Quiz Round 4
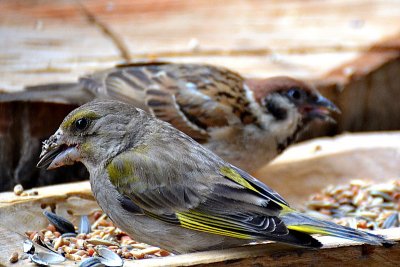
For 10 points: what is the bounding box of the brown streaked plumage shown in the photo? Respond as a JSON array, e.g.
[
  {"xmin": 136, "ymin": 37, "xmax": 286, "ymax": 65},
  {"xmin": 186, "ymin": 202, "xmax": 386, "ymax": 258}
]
[
  {"xmin": 1, "ymin": 62, "xmax": 339, "ymax": 172},
  {"xmin": 82, "ymin": 63, "xmax": 259, "ymax": 141},
  {"xmin": 80, "ymin": 62, "xmax": 338, "ymax": 172}
]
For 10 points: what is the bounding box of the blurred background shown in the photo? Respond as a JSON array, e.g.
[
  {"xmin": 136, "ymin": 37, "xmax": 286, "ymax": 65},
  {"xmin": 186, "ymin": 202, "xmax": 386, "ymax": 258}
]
[{"xmin": 1, "ymin": 0, "xmax": 400, "ymax": 192}]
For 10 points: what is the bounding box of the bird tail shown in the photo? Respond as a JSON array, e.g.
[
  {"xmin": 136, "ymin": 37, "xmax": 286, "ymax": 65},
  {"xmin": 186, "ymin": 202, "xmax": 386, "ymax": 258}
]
[
  {"xmin": 281, "ymin": 211, "xmax": 393, "ymax": 246},
  {"xmin": 272, "ymin": 229, "xmax": 323, "ymax": 248}
]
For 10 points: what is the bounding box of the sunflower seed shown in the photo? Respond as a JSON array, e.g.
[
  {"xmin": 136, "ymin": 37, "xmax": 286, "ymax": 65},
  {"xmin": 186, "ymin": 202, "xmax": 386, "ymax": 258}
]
[
  {"xmin": 61, "ymin": 232, "xmax": 77, "ymax": 238},
  {"xmin": 32, "ymin": 233, "xmax": 58, "ymax": 253},
  {"xmin": 79, "ymin": 215, "xmax": 91, "ymax": 234},
  {"xmin": 43, "ymin": 211, "xmax": 76, "ymax": 234},
  {"xmin": 80, "ymin": 257, "xmax": 105, "ymax": 267},
  {"xmin": 24, "ymin": 239, "xmax": 35, "ymax": 254},
  {"xmin": 96, "ymin": 246, "xmax": 123, "ymax": 267},
  {"xmin": 30, "ymin": 251, "xmax": 65, "ymax": 266},
  {"xmin": 369, "ymin": 190, "xmax": 393, "ymax": 201},
  {"xmin": 28, "ymin": 210, "xmax": 170, "ymax": 263},
  {"xmin": 382, "ymin": 212, "xmax": 399, "ymax": 229}
]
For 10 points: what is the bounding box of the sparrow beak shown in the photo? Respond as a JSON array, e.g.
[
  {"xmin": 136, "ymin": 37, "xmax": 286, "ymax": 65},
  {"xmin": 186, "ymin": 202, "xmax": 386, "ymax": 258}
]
[
  {"xmin": 37, "ymin": 129, "xmax": 80, "ymax": 169},
  {"xmin": 303, "ymin": 95, "xmax": 340, "ymax": 122}
]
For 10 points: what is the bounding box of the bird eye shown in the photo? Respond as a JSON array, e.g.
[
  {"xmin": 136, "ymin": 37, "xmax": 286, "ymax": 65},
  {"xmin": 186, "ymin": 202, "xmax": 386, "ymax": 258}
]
[
  {"xmin": 287, "ymin": 88, "xmax": 302, "ymax": 100},
  {"xmin": 75, "ymin": 118, "xmax": 89, "ymax": 131}
]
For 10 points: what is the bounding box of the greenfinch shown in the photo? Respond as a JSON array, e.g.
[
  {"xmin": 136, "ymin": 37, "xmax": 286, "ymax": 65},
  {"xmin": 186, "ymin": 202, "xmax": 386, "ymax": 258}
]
[{"xmin": 38, "ymin": 100, "xmax": 389, "ymax": 254}]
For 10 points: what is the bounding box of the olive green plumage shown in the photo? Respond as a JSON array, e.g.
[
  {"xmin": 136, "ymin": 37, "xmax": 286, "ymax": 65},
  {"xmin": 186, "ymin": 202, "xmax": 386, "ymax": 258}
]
[{"xmin": 37, "ymin": 100, "xmax": 391, "ymax": 253}]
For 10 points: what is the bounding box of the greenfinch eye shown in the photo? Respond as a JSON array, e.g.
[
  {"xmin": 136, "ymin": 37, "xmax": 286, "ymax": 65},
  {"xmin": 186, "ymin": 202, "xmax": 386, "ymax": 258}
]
[{"xmin": 75, "ymin": 118, "xmax": 89, "ymax": 131}]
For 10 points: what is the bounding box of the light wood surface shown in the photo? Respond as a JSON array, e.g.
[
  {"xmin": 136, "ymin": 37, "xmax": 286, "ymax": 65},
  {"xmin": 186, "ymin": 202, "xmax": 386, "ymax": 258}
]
[
  {"xmin": 256, "ymin": 131, "xmax": 400, "ymax": 205},
  {"xmin": 0, "ymin": 132, "xmax": 399, "ymax": 266},
  {"xmin": 1, "ymin": 0, "xmax": 400, "ymax": 92}
]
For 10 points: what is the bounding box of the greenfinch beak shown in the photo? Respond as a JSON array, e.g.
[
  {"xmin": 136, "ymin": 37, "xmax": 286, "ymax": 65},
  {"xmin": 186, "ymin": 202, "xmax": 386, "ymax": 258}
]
[{"xmin": 37, "ymin": 129, "xmax": 80, "ymax": 169}]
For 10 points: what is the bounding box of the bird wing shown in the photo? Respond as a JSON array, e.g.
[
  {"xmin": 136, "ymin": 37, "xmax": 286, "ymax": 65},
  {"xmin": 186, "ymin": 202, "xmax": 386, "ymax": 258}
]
[
  {"xmin": 106, "ymin": 144, "xmax": 290, "ymax": 239},
  {"xmin": 80, "ymin": 62, "xmax": 258, "ymax": 142}
]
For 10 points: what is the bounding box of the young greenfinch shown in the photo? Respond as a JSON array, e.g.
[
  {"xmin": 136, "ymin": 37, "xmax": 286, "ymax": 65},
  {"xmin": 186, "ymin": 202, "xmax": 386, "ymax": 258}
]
[{"xmin": 37, "ymin": 100, "xmax": 390, "ymax": 254}]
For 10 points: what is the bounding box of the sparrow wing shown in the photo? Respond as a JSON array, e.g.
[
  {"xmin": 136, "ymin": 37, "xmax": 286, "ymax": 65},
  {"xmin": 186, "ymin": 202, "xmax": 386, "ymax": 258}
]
[{"xmin": 80, "ymin": 62, "xmax": 258, "ymax": 142}]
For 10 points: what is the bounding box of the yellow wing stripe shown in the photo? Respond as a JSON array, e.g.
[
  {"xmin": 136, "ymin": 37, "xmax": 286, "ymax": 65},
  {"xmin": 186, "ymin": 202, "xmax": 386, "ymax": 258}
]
[
  {"xmin": 179, "ymin": 211, "xmax": 245, "ymax": 231},
  {"xmin": 176, "ymin": 213, "xmax": 253, "ymax": 239},
  {"xmin": 287, "ymin": 225, "xmax": 329, "ymax": 235},
  {"xmin": 278, "ymin": 204, "xmax": 295, "ymax": 215},
  {"xmin": 220, "ymin": 166, "xmax": 259, "ymax": 193}
]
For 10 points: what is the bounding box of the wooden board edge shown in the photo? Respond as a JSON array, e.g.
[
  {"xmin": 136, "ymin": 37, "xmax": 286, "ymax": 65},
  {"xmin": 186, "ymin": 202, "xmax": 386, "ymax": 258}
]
[
  {"xmin": 122, "ymin": 228, "xmax": 400, "ymax": 267},
  {"xmin": 319, "ymin": 33, "xmax": 400, "ymax": 87},
  {"xmin": 0, "ymin": 181, "xmax": 92, "ymax": 208}
]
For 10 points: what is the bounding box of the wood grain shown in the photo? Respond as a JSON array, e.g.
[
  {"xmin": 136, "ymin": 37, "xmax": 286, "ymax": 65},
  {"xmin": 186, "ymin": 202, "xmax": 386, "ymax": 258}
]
[
  {"xmin": 1, "ymin": 133, "xmax": 400, "ymax": 266},
  {"xmin": 1, "ymin": 0, "xmax": 400, "ymax": 92}
]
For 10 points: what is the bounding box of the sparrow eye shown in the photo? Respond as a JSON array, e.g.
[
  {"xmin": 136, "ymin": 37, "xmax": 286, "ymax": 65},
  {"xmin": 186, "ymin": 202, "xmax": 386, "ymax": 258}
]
[
  {"xmin": 75, "ymin": 118, "xmax": 89, "ymax": 131},
  {"xmin": 287, "ymin": 88, "xmax": 302, "ymax": 100}
]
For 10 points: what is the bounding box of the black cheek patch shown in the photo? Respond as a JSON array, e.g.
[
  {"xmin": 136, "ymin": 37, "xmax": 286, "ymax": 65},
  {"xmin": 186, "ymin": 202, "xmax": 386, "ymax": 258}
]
[{"xmin": 266, "ymin": 101, "xmax": 287, "ymax": 121}]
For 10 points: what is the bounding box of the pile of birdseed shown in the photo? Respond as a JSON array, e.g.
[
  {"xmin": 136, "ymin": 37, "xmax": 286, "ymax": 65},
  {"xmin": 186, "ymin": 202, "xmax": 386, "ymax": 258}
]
[
  {"xmin": 24, "ymin": 210, "xmax": 170, "ymax": 264},
  {"xmin": 304, "ymin": 180, "xmax": 400, "ymax": 230}
]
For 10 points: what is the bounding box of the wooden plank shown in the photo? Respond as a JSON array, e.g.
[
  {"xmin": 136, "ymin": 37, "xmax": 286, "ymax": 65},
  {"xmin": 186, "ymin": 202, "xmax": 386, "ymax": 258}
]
[
  {"xmin": 81, "ymin": 0, "xmax": 400, "ymax": 55},
  {"xmin": 0, "ymin": 181, "xmax": 94, "ymax": 235},
  {"xmin": 1, "ymin": 0, "xmax": 400, "ymax": 92},
  {"xmin": 0, "ymin": 0, "xmax": 122, "ymax": 92},
  {"xmin": 2, "ymin": 0, "xmax": 400, "ymax": 204},
  {"xmin": 0, "ymin": 132, "xmax": 400, "ymax": 266},
  {"xmin": 122, "ymin": 229, "xmax": 400, "ymax": 266},
  {"xmin": 0, "ymin": 182, "xmax": 399, "ymax": 266},
  {"xmin": 0, "ymin": 225, "xmax": 398, "ymax": 267},
  {"xmin": 2, "ymin": 0, "xmax": 400, "ymax": 134}
]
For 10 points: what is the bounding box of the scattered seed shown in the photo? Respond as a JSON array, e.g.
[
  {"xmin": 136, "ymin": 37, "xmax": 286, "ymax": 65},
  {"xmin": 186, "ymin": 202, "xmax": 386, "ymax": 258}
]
[
  {"xmin": 65, "ymin": 253, "xmax": 82, "ymax": 261},
  {"xmin": 131, "ymin": 243, "xmax": 150, "ymax": 249},
  {"xmin": 23, "ymin": 239, "xmax": 35, "ymax": 254},
  {"xmin": 382, "ymin": 212, "xmax": 399, "ymax": 229},
  {"xmin": 91, "ymin": 214, "xmax": 108, "ymax": 231},
  {"xmin": 139, "ymin": 247, "xmax": 161, "ymax": 255},
  {"xmin": 79, "ymin": 215, "xmax": 91, "ymax": 234},
  {"xmin": 62, "ymin": 232, "xmax": 77, "ymax": 238},
  {"xmin": 96, "ymin": 246, "xmax": 123, "ymax": 267},
  {"xmin": 46, "ymin": 224, "xmax": 56, "ymax": 232},
  {"xmin": 53, "ymin": 237, "xmax": 64, "ymax": 250},
  {"xmin": 9, "ymin": 252, "xmax": 19, "ymax": 263},
  {"xmin": 43, "ymin": 210, "xmax": 76, "ymax": 234},
  {"xmin": 27, "ymin": 211, "xmax": 171, "ymax": 264},
  {"xmin": 30, "ymin": 251, "xmax": 65, "ymax": 265},
  {"xmin": 305, "ymin": 180, "xmax": 400, "ymax": 230},
  {"xmin": 87, "ymin": 238, "xmax": 119, "ymax": 246},
  {"xmin": 27, "ymin": 190, "xmax": 39, "ymax": 196},
  {"xmin": 13, "ymin": 184, "xmax": 24, "ymax": 196},
  {"xmin": 80, "ymin": 257, "xmax": 105, "ymax": 267}
]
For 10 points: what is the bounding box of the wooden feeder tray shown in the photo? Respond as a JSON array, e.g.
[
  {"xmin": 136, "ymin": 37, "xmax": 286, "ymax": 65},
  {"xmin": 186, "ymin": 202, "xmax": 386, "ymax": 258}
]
[{"xmin": 1, "ymin": 132, "xmax": 399, "ymax": 266}]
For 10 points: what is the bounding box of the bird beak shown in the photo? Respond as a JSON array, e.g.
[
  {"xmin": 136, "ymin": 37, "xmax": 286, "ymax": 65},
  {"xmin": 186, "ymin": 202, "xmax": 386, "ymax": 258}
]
[
  {"xmin": 304, "ymin": 95, "xmax": 340, "ymax": 122},
  {"xmin": 37, "ymin": 129, "xmax": 80, "ymax": 169}
]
